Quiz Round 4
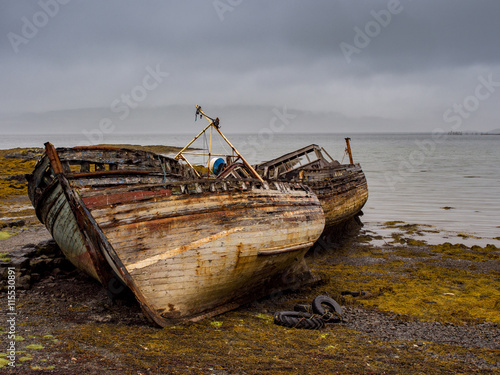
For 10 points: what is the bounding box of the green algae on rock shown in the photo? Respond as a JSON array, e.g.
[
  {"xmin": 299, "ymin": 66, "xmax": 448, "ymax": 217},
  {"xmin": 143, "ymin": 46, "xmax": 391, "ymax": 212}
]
[
  {"xmin": 430, "ymin": 242, "xmax": 500, "ymax": 262},
  {"xmin": 0, "ymin": 231, "xmax": 14, "ymax": 241},
  {"xmin": 24, "ymin": 344, "xmax": 44, "ymax": 350}
]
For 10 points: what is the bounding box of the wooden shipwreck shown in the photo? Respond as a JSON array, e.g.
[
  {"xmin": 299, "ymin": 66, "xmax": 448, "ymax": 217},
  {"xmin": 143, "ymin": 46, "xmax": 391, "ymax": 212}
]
[
  {"xmin": 255, "ymin": 139, "xmax": 368, "ymax": 230},
  {"xmin": 27, "ymin": 107, "xmax": 325, "ymax": 326}
]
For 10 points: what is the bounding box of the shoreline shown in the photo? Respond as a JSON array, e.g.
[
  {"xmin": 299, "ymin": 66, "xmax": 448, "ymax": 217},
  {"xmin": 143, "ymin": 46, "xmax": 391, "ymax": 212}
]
[{"xmin": 363, "ymin": 219, "xmax": 500, "ymax": 248}]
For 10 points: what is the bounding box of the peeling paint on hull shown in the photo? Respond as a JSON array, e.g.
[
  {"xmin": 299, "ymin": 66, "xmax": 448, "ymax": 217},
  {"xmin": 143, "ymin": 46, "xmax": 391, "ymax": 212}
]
[
  {"xmin": 305, "ymin": 164, "xmax": 369, "ymax": 228},
  {"xmin": 85, "ymin": 185, "xmax": 324, "ymax": 321}
]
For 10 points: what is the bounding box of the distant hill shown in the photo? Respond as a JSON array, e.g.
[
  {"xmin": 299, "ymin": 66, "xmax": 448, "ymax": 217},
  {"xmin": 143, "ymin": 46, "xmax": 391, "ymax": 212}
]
[{"xmin": 486, "ymin": 128, "xmax": 500, "ymax": 134}]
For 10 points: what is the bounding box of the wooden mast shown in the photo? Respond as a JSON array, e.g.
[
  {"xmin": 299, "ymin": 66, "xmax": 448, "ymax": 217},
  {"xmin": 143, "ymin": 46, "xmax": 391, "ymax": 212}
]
[{"xmin": 345, "ymin": 137, "xmax": 354, "ymax": 164}]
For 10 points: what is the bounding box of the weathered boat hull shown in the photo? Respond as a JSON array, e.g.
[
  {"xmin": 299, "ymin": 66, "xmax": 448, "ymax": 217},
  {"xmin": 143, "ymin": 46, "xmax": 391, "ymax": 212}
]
[
  {"xmin": 38, "ymin": 181, "xmax": 103, "ymax": 281},
  {"xmin": 27, "ymin": 144, "xmax": 325, "ymax": 325},
  {"xmin": 304, "ymin": 164, "xmax": 368, "ymax": 228},
  {"xmin": 255, "ymin": 144, "xmax": 368, "ymax": 230},
  {"xmin": 27, "ymin": 147, "xmax": 188, "ymax": 286},
  {"xmin": 83, "ymin": 182, "xmax": 324, "ymax": 323}
]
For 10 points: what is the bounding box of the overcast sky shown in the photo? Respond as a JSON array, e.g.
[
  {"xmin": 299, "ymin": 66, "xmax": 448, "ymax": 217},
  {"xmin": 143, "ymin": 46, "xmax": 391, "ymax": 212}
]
[{"xmin": 1, "ymin": 0, "xmax": 500, "ymax": 135}]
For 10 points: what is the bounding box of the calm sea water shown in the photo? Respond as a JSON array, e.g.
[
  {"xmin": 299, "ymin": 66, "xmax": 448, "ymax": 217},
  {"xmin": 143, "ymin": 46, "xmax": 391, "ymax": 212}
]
[{"xmin": 2, "ymin": 132, "xmax": 499, "ymax": 245}]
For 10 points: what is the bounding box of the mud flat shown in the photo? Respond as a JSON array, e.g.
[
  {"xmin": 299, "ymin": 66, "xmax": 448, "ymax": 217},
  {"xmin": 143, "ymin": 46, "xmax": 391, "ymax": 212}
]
[{"xmin": 0, "ymin": 147, "xmax": 499, "ymax": 374}]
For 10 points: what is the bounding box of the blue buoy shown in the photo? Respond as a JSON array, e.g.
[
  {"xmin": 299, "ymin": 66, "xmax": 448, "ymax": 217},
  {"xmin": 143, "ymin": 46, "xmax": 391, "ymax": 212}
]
[{"xmin": 209, "ymin": 158, "xmax": 226, "ymax": 175}]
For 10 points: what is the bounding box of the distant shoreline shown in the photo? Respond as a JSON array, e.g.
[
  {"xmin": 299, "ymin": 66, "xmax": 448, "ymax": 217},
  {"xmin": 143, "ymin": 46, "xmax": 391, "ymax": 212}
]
[{"xmin": 1, "ymin": 132, "xmax": 499, "ymax": 151}]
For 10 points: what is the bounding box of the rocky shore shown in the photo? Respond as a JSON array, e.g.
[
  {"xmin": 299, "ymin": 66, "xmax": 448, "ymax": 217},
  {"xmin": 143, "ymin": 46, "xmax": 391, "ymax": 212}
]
[
  {"xmin": 0, "ymin": 236, "xmax": 71, "ymax": 292},
  {"xmin": 1, "ymin": 147, "xmax": 499, "ymax": 374}
]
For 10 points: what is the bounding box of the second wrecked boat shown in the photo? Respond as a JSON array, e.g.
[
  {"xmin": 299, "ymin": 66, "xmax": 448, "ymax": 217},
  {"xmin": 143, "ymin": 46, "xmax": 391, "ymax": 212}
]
[
  {"xmin": 27, "ymin": 106, "xmax": 325, "ymax": 326},
  {"xmin": 255, "ymin": 140, "xmax": 368, "ymax": 230}
]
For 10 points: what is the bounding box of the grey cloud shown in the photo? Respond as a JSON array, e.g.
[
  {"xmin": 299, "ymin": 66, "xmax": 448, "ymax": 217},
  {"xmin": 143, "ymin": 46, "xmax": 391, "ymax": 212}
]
[{"xmin": 1, "ymin": 0, "xmax": 500, "ymax": 133}]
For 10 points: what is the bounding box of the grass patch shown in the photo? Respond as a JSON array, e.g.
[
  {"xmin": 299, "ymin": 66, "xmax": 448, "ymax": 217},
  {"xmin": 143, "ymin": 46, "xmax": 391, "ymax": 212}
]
[
  {"xmin": 0, "ymin": 154, "xmax": 36, "ymax": 177},
  {"xmin": 0, "ymin": 358, "xmax": 10, "ymax": 368},
  {"xmin": 0, "ymin": 180, "xmax": 27, "ymax": 199},
  {"xmin": 7, "ymin": 231, "xmax": 499, "ymax": 373},
  {"xmin": 0, "ymin": 231, "xmax": 14, "ymax": 241},
  {"xmin": 24, "ymin": 344, "xmax": 44, "ymax": 350},
  {"xmin": 0, "ymin": 150, "xmax": 36, "ymax": 199}
]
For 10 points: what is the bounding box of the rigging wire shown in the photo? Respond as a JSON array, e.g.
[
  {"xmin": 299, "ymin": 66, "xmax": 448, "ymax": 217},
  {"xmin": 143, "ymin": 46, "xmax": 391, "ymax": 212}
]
[
  {"xmin": 217, "ymin": 132, "xmax": 231, "ymax": 157},
  {"xmin": 341, "ymin": 147, "xmax": 348, "ymax": 164}
]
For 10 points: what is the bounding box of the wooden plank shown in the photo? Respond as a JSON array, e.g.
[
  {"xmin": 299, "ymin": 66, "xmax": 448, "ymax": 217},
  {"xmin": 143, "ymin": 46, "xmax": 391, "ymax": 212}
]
[
  {"xmin": 82, "ymin": 189, "xmax": 173, "ymax": 208},
  {"xmin": 69, "ymin": 170, "xmax": 163, "ymax": 178},
  {"xmin": 256, "ymin": 144, "xmax": 321, "ymax": 169}
]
